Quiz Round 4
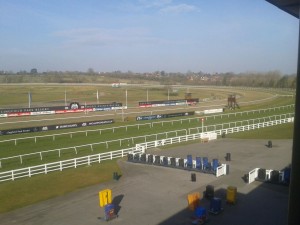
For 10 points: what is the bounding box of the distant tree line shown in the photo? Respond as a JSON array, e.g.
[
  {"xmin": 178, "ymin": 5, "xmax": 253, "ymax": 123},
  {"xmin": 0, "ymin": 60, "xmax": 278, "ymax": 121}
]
[{"xmin": 0, "ymin": 69, "xmax": 296, "ymax": 89}]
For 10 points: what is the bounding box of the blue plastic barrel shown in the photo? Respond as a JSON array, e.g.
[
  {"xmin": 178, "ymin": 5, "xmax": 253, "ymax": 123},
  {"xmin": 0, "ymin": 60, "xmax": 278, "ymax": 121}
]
[
  {"xmin": 212, "ymin": 159, "xmax": 219, "ymax": 171},
  {"xmin": 210, "ymin": 197, "xmax": 221, "ymax": 212},
  {"xmin": 203, "ymin": 157, "xmax": 209, "ymax": 169},
  {"xmin": 187, "ymin": 155, "xmax": 193, "ymax": 168},
  {"xmin": 195, "ymin": 206, "xmax": 206, "ymax": 218},
  {"xmin": 196, "ymin": 157, "xmax": 202, "ymax": 169},
  {"xmin": 104, "ymin": 204, "xmax": 115, "ymax": 213},
  {"xmin": 283, "ymin": 167, "xmax": 291, "ymax": 184}
]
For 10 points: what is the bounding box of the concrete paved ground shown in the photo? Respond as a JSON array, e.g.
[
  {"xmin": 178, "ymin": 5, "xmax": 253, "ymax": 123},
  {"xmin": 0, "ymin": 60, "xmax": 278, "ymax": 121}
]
[{"xmin": 0, "ymin": 138, "xmax": 292, "ymax": 225}]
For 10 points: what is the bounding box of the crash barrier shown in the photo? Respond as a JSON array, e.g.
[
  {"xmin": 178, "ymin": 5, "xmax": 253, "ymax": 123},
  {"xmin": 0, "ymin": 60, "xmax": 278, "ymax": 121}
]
[
  {"xmin": 246, "ymin": 167, "xmax": 291, "ymax": 185},
  {"xmin": 127, "ymin": 153, "xmax": 227, "ymax": 178}
]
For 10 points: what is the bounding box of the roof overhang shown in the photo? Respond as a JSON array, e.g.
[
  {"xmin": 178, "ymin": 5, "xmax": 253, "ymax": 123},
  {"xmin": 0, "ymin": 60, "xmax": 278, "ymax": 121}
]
[{"xmin": 266, "ymin": 0, "xmax": 300, "ymax": 18}]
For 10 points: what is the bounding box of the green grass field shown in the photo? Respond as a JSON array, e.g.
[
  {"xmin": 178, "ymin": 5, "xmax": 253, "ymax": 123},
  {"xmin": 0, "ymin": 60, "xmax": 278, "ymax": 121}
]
[
  {"xmin": 0, "ymin": 85, "xmax": 295, "ymax": 213},
  {"xmin": 0, "ymin": 122, "xmax": 294, "ymax": 213},
  {"xmin": 0, "ymin": 159, "xmax": 122, "ymax": 213},
  {"xmin": 0, "ymin": 104, "xmax": 294, "ymax": 171}
]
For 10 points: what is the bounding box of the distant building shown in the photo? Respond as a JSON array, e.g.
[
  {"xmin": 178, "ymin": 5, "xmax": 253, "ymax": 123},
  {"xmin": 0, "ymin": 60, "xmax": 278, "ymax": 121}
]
[{"xmin": 30, "ymin": 68, "xmax": 38, "ymax": 74}]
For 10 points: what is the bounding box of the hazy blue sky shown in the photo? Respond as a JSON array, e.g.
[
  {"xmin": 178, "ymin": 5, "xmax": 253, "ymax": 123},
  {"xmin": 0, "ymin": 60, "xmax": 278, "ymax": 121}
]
[{"xmin": 0, "ymin": 0, "xmax": 298, "ymax": 74}]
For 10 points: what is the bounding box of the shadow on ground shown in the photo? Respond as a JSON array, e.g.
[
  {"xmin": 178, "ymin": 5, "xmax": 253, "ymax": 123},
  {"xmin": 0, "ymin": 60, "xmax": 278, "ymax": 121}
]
[{"xmin": 158, "ymin": 181, "xmax": 289, "ymax": 225}]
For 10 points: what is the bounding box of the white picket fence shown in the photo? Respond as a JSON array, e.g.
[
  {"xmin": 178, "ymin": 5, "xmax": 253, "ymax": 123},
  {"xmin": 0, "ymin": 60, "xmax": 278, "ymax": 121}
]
[
  {"xmin": 0, "ymin": 116, "xmax": 293, "ymax": 182},
  {"xmin": 0, "ymin": 147, "xmax": 144, "ymax": 182}
]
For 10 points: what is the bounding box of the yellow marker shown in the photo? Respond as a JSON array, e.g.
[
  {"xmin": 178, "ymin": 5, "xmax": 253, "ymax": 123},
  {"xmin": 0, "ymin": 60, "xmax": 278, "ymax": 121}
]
[
  {"xmin": 187, "ymin": 192, "xmax": 201, "ymax": 211},
  {"xmin": 99, "ymin": 189, "xmax": 112, "ymax": 207},
  {"xmin": 226, "ymin": 186, "xmax": 237, "ymax": 204}
]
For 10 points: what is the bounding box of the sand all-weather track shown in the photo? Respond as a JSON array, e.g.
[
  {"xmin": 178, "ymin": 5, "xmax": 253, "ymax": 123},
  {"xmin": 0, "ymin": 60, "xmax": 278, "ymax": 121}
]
[{"xmin": 0, "ymin": 138, "xmax": 291, "ymax": 225}]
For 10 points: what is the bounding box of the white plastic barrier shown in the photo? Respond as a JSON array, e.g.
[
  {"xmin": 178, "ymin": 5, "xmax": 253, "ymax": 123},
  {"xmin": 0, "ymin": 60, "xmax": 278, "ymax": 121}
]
[
  {"xmin": 192, "ymin": 159, "xmax": 196, "ymax": 169},
  {"xmin": 202, "ymin": 132, "xmax": 217, "ymax": 141},
  {"xmin": 216, "ymin": 164, "xmax": 227, "ymax": 177},
  {"xmin": 266, "ymin": 169, "xmax": 272, "ymax": 180},
  {"xmin": 248, "ymin": 168, "xmax": 286, "ymax": 184},
  {"xmin": 248, "ymin": 168, "xmax": 259, "ymax": 184},
  {"xmin": 175, "ymin": 158, "xmax": 181, "ymax": 166}
]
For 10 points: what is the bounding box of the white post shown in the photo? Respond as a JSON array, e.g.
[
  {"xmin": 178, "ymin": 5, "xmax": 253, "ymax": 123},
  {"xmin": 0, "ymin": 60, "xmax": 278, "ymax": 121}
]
[
  {"xmin": 147, "ymin": 89, "xmax": 149, "ymax": 102},
  {"xmin": 97, "ymin": 89, "xmax": 99, "ymax": 104},
  {"xmin": 64, "ymin": 89, "xmax": 67, "ymax": 106},
  {"xmin": 125, "ymin": 89, "xmax": 128, "ymax": 107},
  {"xmin": 28, "ymin": 92, "xmax": 31, "ymax": 108}
]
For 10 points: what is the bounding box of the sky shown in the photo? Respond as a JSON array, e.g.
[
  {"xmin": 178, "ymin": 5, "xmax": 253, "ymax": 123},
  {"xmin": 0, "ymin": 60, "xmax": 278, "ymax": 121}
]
[{"xmin": 0, "ymin": 0, "xmax": 298, "ymax": 74}]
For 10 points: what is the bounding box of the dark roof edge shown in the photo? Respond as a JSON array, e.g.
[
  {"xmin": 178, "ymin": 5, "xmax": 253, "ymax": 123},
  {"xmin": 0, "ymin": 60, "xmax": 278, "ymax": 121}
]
[{"xmin": 266, "ymin": 0, "xmax": 299, "ymax": 19}]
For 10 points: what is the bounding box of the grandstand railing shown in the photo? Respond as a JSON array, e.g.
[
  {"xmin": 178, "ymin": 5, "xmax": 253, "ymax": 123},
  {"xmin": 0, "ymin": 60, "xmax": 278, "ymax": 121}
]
[{"xmin": 0, "ymin": 116, "xmax": 294, "ymax": 182}]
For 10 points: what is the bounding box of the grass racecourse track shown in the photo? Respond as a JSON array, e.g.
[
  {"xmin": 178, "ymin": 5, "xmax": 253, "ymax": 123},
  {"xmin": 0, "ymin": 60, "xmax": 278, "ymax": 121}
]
[{"xmin": 0, "ymin": 84, "xmax": 295, "ymax": 213}]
